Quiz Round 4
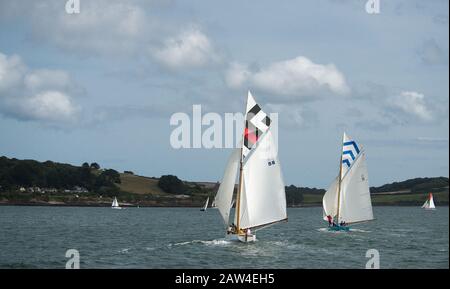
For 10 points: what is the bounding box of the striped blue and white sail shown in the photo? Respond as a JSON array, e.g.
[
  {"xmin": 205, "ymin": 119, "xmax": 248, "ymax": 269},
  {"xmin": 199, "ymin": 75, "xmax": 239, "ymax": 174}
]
[
  {"xmin": 337, "ymin": 132, "xmax": 373, "ymax": 223},
  {"xmin": 323, "ymin": 132, "xmax": 373, "ymax": 224},
  {"xmin": 341, "ymin": 133, "xmax": 361, "ymax": 178}
]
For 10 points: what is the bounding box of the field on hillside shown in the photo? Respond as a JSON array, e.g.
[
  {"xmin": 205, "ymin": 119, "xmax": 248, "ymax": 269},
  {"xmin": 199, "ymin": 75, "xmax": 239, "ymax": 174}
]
[
  {"xmin": 118, "ymin": 173, "xmax": 166, "ymax": 195},
  {"xmin": 372, "ymin": 191, "xmax": 449, "ymax": 205},
  {"xmin": 299, "ymin": 191, "xmax": 449, "ymax": 206}
]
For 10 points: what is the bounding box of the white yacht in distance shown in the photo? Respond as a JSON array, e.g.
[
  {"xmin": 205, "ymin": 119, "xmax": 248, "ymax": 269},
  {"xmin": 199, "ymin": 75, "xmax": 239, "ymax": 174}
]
[
  {"xmin": 111, "ymin": 197, "xmax": 122, "ymax": 209},
  {"xmin": 422, "ymin": 193, "xmax": 436, "ymax": 210},
  {"xmin": 200, "ymin": 197, "xmax": 209, "ymax": 211}
]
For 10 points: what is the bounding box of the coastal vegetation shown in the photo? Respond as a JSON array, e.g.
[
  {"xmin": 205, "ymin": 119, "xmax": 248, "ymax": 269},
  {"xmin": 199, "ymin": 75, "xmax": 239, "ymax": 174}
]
[{"xmin": 0, "ymin": 156, "xmax": 448, "ymax": 207}]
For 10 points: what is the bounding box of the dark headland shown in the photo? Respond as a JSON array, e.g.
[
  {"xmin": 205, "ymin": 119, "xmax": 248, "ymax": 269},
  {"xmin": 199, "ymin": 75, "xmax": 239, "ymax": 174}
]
[{"xmin": 0, "ymin": 156, "xmax": 448, "ymax": 208}]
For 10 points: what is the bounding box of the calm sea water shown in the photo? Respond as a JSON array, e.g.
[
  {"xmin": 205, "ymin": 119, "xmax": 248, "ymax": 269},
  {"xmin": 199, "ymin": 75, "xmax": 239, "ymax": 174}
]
[{"xmin": 0, "ymin": 206, "xmax": 448, "ymax": 269}]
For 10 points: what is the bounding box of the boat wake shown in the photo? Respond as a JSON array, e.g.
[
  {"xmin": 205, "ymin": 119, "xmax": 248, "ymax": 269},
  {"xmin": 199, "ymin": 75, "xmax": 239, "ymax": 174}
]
[
  {"xmin": 317, "ymin": 228, "xmax": 371, "ymax": 233},
  {"xmin": 349, "ymin": 228, "xmax": 371, "ymax": 233},
  {"xmin": 168, "ymin": 239, "xmax": 231, "ymax": 247}
]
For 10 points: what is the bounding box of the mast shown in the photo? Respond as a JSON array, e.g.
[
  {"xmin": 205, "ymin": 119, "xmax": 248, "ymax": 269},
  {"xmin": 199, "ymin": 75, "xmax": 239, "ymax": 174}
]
[
  {"xmin": 235, "ymin": 145, "xmax": 244, "ymax": 234},
  {"xmin": 336, "ymin": 134, "xmax": 344, "ymax": 223},
  {"xmin": 235, "ymin": 93, "xmax": 250, "ymax": 235}
]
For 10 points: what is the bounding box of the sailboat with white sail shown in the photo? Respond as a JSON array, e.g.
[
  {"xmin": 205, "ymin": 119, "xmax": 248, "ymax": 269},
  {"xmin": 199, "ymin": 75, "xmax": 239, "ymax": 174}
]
[
  {"xmin": 200, "ymin": 197, "xmax": 209, "ymax": 211},
  {"xmin": 212, "ymin": 198, "xmax": 233, "ymax": 209},
  {"xmin": 422, "ymin": 193, "xmax": 436, "ymax": 210},
  {"xmin": 322, "ymin": 133, "xmax": 374, "ymax": 231},
  {"xmin": 111, "ymin": 196, "xmax": 122, "ymax": 209},
  {"xmin": 213, "ymin": 91, "xmax": 288, "ymax": 242}
]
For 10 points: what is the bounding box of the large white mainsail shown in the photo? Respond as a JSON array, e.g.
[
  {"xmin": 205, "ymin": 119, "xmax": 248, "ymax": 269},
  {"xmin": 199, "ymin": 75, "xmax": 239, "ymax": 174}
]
[
  {"xmin": 237, "ymin": 129, "xmax": 287, "ymax": 230},
  {"xmin": 339, "ymin": 152, "xmax": 373, "ymax": 223},
  {"xmin": 214, "ymin": 148, "xmax": 240, "ymax": 225},
  {"xmin": 233, "ymin": 91, "xmax": 287, "ymax": 231},
  {"xmin": 323, "ymin": 133, "xmax": 373, "ymax": 225}
]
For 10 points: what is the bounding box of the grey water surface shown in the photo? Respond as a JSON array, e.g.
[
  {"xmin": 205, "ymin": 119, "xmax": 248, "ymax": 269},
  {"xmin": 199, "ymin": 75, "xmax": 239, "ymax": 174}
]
[{"xmin": 0, "ymin": 206, "xmax": 448, "ymax": 268}]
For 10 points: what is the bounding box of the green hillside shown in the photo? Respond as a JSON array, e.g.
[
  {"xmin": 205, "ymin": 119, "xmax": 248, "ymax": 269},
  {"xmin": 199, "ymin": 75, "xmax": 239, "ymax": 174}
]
[{"xmin": 0, "ymin": 156, "xmax": 448, "ymax": 207}]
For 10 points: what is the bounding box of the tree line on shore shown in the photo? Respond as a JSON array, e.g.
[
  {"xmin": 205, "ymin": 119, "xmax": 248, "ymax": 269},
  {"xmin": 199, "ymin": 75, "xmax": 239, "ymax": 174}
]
[
  {"xmin": 0, "ymin": 156, "xmax": 121, "ymax": 197},
  {"xmin": 1, "ymin": 156, "xmax": 448, "ymax": 206}
]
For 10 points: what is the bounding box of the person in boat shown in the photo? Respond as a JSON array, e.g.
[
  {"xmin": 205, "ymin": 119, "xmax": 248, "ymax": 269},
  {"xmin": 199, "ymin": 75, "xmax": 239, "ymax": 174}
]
[
  {"xmin": 227, "ymin": 223, "xmax": 237, "ymax": 234},
  {"xmin": 326, "ymin": 215, "xmax": 333, "ymax": 227},
  {"xmin": 246, "ymin": 228, "xmax": 252, "ymax": 236}
]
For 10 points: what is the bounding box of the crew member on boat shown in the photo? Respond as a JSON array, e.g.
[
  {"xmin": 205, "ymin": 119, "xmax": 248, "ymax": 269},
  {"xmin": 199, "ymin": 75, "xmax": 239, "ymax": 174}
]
[
  {"xmin": 227, "ymin": 223, "xmax": 237, "ymax": 234},
  {"xmin": 326, "ymin": 215, "xmax": 333, "ymax": 226}
]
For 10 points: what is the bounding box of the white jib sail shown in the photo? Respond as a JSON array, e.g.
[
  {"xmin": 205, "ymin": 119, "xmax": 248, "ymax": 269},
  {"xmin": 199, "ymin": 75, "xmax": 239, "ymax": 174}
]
[
  {"xmin": 214, "ymin": 148, "xmax": 240, "ymax": 225},
  {"xmin": 237, "ymin": 129, "xmax": 287, "ymax": 230},
  {"xmin": 322, "ymin": 176, "xmax": 339, "ymax": 221},
  {"xmin": 203, "ymin": 197, "xmax": 209, "ymax": 210},
  {"xmin": 338, "ymin": 152, "xmax": 374, "ymax": 224},
  {"xmin": 112, "ymin": 197, "xmax": 119, "ymax": 207}
]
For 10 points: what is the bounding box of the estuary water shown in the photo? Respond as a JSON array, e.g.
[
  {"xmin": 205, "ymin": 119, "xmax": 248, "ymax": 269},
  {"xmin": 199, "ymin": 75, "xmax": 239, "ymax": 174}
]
[{"xmin": 0, "ymin": 206, "xmax": 448, "ymax": 269}]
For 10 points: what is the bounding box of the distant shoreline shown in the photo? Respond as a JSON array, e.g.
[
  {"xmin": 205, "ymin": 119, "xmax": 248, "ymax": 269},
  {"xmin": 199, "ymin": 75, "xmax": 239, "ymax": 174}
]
[{"xmin": 1, "ymin": 202, "xmax": 447, "ymax": 208}]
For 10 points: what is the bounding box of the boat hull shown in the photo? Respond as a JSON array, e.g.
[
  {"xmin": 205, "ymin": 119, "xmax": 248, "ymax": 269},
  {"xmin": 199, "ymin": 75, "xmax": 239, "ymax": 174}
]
[
  {"xmin": 328, "ymin": 225, "xmax": 350, "ymax": 232},
  {"xmin": 226, "ymin": 233, "xmax": 256, "ymax": 243},
  {"xmin": 111, "ymin": 207, "xmax": 122, "ymax": 210}
]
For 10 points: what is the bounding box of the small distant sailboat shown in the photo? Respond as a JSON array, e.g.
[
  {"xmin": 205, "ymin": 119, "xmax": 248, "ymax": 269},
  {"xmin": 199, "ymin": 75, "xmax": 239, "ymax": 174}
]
[
  {"xmin": 422, "ymin": 193, "xmax": 436, "ymax": 210},
  {"xmin": 200, "ymin": 197, "xmax": 209, "ymax": 211},
  {"xmin": 111, "ymin": 197, "xmax": 122, "ymax": 209},
  {"xmin": 322, "ymin": 133, "xmax": 374, "ymax": 231},
  {"xmin": 213, "ymin": 91, "xmax": 288, "ymax": 242}
]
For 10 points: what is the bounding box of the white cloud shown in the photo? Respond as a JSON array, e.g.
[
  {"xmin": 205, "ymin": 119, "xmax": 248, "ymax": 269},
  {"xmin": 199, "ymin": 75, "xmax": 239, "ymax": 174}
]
[
  {"xmin": 226, "ymin": 56, "xmax": 350, "ymax": 100},
  {"xmin": 28, "ymin": 0, "xmax": 150, "ymax": 53},
  {"xmin": 153, "ymin": 28, "xmax": 219, "ymax": 69},
  {"xmin": 265, "ymin": 103, "xmax": 317, "ymax": 128},
  {"xmin": 226, "ymin": 62, "xmax": 252, "ymax": 88},
  {"xmin": 1, "ymin": 0, "xmax": 220, "ymax": 67},
  {"xmin": 0, "ymin": 54, "xmax": 25, "ymax": 92},
  {"xmin": 24, "ymin": 69, "xmax": 71, "ymax": 92},
  {"xmin": 17, "ymin": 91, "xmax": 78, "ymax": 122},
  {"xmin": 388, "ymin": 91, "xmax": 433, "ymax": 122},
  {"xmin": 0, "ymin": 52, "xmax": 80, "ymax": 124}
]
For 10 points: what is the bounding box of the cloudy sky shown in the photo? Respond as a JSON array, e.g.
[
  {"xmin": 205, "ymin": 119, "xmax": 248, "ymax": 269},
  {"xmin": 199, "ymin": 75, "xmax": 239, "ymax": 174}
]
[{"xmin": 0, "ymin": 0, "xmax": 448, "ymax": 188}]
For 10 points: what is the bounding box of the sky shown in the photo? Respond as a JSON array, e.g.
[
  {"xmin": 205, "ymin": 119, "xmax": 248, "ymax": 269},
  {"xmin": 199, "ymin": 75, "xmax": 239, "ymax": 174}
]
[{"xmin": 0, "ymin": 0, "xmax": 448, "ymax": 188}]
